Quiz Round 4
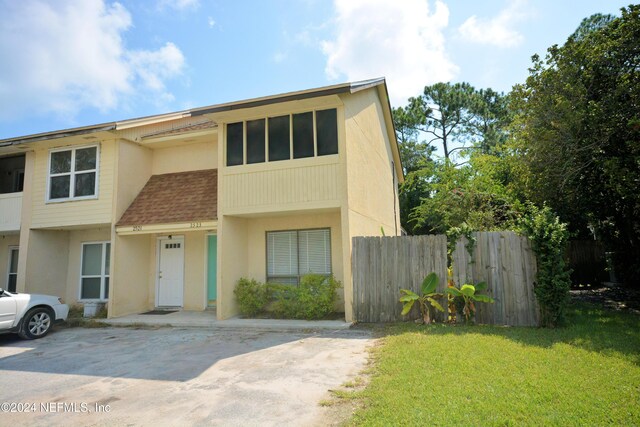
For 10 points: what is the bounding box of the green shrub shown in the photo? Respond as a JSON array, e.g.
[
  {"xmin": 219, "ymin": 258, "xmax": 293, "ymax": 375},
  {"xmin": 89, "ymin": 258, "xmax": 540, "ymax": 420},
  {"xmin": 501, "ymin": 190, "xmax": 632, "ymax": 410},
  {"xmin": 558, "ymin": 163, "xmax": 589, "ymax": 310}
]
[
  {"xmin": 519, "ymin": 204, "xmax": 572, "ymax": 327},
  {"xmin": 269, "ymin": 274, "xmax": 342, "ymax": 320},
  {"xmin": 234, "ymin": 278, "xmax": 269, "ymax": 316},
  {"xmin": 267, "ymin": 283, "xmax": 299, "ymax": 318},
  {"xmin": 297, "ymin": 274, "xmax": 342, "ymax": 320}
]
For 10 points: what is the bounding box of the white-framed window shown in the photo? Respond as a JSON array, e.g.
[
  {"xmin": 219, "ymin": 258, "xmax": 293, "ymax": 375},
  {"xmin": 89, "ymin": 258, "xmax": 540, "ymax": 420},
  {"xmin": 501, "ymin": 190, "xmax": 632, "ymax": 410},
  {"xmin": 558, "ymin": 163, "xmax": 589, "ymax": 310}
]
[
  {"xmin": 79, "ymin": 242, "xmax": 110, "ymax": 301},
  {"xmin": 6, "ymin": 246, "xmax": 18, "ymax": 292},
  {"xmin": 48, "ymin": 145, "xmax": 99, "ymax": 202},
  {"xmin": 266, "ymin": 228, "xmax": 331, "ymax": 284}
]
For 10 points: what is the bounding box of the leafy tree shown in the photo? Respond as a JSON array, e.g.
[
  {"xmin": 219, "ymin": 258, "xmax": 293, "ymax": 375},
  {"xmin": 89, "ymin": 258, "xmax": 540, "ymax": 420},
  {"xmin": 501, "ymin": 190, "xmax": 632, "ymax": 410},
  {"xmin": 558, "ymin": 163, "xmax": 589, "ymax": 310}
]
[
  {"xmin": 393, "ymin": 105, "xmax": 436, "ymax": 235},
  {"xmin": 510, "ymin": 5, "xmax": 640, "ymax": 283},
  {"xmin": 395, "ymin": 84, "xmax": 512, "ymax": 234},
  {"xmin": 408, "ymin": 82, "xmax": 477, "ymax": 162},
  {"xmin": 410, "ymin": 154, "xmax": 522, "ymax": 234},
  {"xmin": 468, "ymin": 88, "xmax": 510, "ymax": 155}
]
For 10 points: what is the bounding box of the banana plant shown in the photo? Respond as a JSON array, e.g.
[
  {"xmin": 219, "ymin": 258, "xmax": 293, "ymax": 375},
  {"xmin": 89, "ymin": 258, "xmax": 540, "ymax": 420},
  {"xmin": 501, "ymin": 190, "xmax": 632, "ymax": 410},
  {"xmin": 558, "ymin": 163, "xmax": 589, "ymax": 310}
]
[
  {"xmin": 446, "ymin": 281, "xmax": 494, "ymax": 324},
  {"xmin": 399, "ymin": 272, "xmax": 445, "ymax": 324}
]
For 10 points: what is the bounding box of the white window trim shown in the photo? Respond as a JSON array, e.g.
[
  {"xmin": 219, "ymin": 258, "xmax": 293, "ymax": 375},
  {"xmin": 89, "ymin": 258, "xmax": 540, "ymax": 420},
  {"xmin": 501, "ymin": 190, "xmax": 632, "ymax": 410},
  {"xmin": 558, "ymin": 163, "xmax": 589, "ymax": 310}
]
[
  {"xmin": 47, "ymin": 144, "xmax": 100, "ymax": 203},
  {"xmin": 79, "ymin": 241, "xmax": 110, "ymax": 302},
  {"xmin": 6, "ymin": 246, "xmax": 18, "ymax": 292}
]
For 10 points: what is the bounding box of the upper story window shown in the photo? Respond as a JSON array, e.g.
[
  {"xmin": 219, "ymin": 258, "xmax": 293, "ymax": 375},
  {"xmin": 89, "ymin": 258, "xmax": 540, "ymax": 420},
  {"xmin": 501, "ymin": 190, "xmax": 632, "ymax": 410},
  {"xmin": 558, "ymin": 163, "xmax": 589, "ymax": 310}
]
[
  {"xmin": 48, "ymin": 145, "xmax": 99, "ymax": 202},
  {"xmin": 0, "ymin": 155, "xmax": 25, "ymax": 194},
  {"xmin": 226, "ymin": 108, "xmax": 338, "ymax": 167}
]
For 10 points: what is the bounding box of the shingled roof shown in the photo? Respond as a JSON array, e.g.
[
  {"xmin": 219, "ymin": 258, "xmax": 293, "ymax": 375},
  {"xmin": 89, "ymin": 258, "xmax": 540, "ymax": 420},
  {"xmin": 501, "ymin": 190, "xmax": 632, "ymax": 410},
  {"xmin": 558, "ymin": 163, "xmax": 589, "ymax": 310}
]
[{"xmin": 117, "ymin": 169, "xmax": 217, "ymax": 226}]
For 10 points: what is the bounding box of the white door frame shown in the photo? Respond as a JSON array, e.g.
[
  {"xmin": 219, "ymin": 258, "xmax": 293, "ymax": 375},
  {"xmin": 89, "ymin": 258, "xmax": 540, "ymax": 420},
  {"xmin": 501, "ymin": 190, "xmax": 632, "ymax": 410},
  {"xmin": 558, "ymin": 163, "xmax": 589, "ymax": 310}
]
[
  {"xmin": 6, "ymin": 246, "xmax": 18, "ymax": 292},
  {"xmin": 155, "ymin": 236, "xmax": 185, "ymax": 308}
]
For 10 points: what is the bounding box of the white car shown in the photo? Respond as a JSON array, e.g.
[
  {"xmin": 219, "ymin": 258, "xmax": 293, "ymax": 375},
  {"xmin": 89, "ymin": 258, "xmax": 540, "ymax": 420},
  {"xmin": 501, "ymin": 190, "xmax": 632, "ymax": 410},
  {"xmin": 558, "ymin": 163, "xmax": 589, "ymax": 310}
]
[{"xmin": 0, "ymin": 288, "xmax": 69, "ymax": 339}]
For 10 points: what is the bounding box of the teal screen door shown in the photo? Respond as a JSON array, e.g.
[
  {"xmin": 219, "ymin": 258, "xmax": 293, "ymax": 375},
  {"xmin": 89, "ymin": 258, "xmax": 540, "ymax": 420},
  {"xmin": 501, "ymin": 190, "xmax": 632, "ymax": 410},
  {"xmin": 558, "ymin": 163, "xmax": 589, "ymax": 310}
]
[{"xmin": 207, "ymin": 235, "xmax": 217, "ymax": 303}]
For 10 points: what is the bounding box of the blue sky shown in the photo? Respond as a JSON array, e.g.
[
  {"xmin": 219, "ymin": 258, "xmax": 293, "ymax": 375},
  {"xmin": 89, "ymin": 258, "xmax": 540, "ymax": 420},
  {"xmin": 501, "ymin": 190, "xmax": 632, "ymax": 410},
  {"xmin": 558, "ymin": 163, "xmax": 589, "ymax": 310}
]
[{"xmin": 0, "ymin": 0, "xmax": 631, "ymax": 139}]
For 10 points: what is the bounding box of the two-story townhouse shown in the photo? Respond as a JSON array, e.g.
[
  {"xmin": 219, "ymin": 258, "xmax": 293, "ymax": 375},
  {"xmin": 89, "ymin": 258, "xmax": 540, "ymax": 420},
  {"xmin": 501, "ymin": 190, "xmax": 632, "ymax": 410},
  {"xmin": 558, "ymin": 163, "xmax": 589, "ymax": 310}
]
[{"xmin": 0, "ymin": 78, "xmax": 402, "ymax": 322}]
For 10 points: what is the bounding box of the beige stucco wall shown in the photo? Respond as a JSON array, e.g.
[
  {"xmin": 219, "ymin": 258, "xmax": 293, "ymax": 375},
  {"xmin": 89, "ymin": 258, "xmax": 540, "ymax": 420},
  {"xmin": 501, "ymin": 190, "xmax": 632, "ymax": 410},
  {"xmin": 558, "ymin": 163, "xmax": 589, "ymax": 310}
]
[
  {"xmin": 23, "ymin": 230, "xmax": 69, "ymax": 297},
  {"xmin": 115, "ymin": 140, "xmax": 153, "ymax": 220},
  {"xmin": 183, "ymin": 231, "xmax": 207, "ymax": 310},
  {"xmin": 338, "ymin": 89, "xmax": 402, "ymax": 321},
  {"xmin": 109, "ymin": 233, "xmax": 151, "ymax": 317},
  {"xmin": 0, "ymin": 234, "xmax": 20, "ymax": 290},
  {"xmin": 30, "ymin": 139, "xmax": 116, "ymax": 228},
  {"xmin": 65, "ymin": 228, "xmax": 111, "ymax": 304},
  {"xmin": 16, "ymin": 151, "xmax": 34, "ymax": 292},
  {"xmin": 151, "ymin": 140, "xmax": 217, "ymax": 175},
  {"xmin": 217, "ymin": 216, "xmax": 248, "ymax": 319},
  {"xmin": 341, "ymin": 89, "xmax": 400, "ymax": 237}
]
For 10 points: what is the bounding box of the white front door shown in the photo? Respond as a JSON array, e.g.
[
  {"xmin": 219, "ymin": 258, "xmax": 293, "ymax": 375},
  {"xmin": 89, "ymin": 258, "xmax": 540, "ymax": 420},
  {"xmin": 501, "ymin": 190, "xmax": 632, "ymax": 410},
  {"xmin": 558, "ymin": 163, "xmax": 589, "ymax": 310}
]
[{"xmin": 157, "ymin": 237, "xmax": 184, "ymax": 307}]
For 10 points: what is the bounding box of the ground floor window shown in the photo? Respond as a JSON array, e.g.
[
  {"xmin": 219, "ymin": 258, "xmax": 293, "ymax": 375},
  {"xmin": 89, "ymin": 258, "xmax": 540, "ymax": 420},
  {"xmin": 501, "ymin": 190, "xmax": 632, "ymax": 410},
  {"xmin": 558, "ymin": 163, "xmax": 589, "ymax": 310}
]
[
  {"xmin": 266, "ymin": 228, "xmax": 331, "ymax": 284},
  {"xmin": 6, "ymin": 246, "xmax": 18, "ymax": 292},
  {"xmin": 80, "ymin": 242, "xmax": 110, "ymax": 300}
]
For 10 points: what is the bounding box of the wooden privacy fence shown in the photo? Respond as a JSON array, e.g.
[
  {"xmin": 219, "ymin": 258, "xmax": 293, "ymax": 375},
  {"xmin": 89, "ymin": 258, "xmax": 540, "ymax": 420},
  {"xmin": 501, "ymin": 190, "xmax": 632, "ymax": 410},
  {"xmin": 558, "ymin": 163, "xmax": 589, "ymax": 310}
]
[
  {"xmin": 352, "ymin": 231, "xmax": 540, "ymax": 326},
  {"xmin": 352, "ymin": 235, "xmax": 448, "ymax": 323},
  {"xmin": 452, "ymin": 232, "xmax": 539, "ymax": 326}
]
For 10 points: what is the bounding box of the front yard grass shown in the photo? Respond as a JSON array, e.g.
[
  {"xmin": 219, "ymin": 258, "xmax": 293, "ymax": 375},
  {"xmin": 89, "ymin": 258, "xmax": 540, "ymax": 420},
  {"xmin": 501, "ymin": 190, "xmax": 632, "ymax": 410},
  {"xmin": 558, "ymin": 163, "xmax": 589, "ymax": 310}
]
[{"xmin": 347, "ymin": 303, "xmax": 640, "ymax": 426}]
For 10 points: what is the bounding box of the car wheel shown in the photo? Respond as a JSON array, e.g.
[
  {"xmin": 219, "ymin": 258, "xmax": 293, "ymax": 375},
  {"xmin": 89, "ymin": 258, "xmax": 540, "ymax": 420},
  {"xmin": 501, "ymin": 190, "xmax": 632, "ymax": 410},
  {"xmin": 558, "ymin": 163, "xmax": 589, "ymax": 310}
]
[{"xmin": 18, "ymin": 308, "xmax": 54, "ymax": 339}]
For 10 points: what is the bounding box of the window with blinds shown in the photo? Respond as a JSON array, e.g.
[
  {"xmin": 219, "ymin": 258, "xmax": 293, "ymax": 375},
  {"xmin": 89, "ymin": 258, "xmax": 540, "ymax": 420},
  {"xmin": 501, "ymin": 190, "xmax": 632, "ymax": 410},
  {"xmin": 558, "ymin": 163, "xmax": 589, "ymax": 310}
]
[{"xmin": 267, "ymin": 228, "xmax": 331, "ymax": 284}]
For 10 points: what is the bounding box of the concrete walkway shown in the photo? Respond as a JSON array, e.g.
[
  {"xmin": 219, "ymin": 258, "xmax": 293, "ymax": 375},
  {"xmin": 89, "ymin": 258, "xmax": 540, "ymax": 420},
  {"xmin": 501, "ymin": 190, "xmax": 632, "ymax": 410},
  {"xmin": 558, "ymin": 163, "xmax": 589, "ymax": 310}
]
[
  {"xmin": 103, "ymin": 310, "xmax": 352, "ymax": 331},
  {"xmin": 1, "ymin": 326, "xmax": 373, "ymax": 426}
]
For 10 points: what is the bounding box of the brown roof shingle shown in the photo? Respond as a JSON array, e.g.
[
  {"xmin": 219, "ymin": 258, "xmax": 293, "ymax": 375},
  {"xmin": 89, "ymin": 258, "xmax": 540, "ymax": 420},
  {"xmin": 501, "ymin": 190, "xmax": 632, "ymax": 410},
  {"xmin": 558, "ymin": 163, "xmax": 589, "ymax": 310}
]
[{"xmin": 117, "ymin": 169, "xmax": 217, "ymax": 226}]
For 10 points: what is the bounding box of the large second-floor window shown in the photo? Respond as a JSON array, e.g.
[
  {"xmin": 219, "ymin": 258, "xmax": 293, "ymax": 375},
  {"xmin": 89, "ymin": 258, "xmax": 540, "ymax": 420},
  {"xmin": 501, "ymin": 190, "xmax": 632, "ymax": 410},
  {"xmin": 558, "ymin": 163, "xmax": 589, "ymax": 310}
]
[
  {"xmin": 48, "ymin": 145, "xmax": 98, "ymax": 201},
  {"xmin": 226, "ymin": 108, "xmax": 338, "ymax": 167}
]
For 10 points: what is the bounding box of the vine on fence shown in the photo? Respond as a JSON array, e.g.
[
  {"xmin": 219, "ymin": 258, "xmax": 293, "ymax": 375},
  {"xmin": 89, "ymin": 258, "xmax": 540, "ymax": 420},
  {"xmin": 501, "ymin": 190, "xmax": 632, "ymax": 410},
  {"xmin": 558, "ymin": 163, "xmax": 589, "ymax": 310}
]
[
  {"xmin": 518, "ymin": 204, "xmax": 572, "ymax": 327},
  {"xmin": 446, "ymin": 223, "xmax": 476, "ymax": 264}
]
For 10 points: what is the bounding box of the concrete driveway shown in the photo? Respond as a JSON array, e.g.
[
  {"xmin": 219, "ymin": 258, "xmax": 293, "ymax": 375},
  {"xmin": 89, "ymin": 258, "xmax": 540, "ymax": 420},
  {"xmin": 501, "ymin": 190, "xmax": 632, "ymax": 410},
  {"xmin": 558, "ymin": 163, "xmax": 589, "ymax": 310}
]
[{"xmin": 0, "ymin": 326, "xmax": 373, "ymax": 426}]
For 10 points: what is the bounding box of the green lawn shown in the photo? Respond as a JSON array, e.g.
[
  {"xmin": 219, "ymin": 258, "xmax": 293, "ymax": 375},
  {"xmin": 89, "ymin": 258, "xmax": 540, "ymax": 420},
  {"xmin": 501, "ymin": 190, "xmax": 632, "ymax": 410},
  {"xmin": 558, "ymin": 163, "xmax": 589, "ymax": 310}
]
[{"xmin": 349, "ymin": 304, "xmax": 640, "ymax": 426}]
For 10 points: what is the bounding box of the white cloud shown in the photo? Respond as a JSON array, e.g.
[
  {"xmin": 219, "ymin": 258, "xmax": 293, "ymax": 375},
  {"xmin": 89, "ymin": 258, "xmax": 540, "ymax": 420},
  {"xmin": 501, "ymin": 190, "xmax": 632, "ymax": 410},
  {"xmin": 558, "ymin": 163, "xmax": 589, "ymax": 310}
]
[
  {"xmin": 0, "ymin": 0, "xmax": 185, "ymax": 120},
  {"xmin": 207, "ymin": 16, "xmax": 216, "ymax": 28},
  {"xmin": 322, "ymin": 0, "xmax": 458, "ymax": 106},
  {"xmin": 157, "ymin": 0, "xmax": 199, "ymax": 11},
  {"xmin": 272, "ymin": 51, "xmax": 287, "ymax": 63},
  {"xmin": 458, "ymin": 0, "xmax": 528, "ymax": 48},
  {"xmin": 128, "ymin": 42, "xmax": 185, "ymax": 92}
]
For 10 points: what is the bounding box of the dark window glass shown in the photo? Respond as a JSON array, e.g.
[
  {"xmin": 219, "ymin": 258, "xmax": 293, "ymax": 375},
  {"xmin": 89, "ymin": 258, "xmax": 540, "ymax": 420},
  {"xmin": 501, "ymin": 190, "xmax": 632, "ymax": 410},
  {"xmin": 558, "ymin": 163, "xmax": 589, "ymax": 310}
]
[
  {"xmin": 50, "ymin": 175, "xmax": 70, "ymax": 199},
  {"xmin": 75, "ymin": 147, "xmax": 97, "ymax": 171},
  {"xmin": 50, "ymin": 151, "xmax": 71, "ymax": 174},
  {"xmin": 74, "ymin": 172, "xmax": 96, "ymax": 197},
  {"xmin": 81, "ymin": 278, "xmax": 101, "ymax": 299},
  {"xmin": 226, "ymin": 122, "xmax": 243, "ymax": 166},
  {"xmin": 269, "ymin": 116, "xmax": 291, "ymax": 162},
  {"xmin": 268, "ymin": 115, "xmax": 290, "ymax": 161},
  {"xmin": 246, "ymin": 119, "xmax": 266, "ymax": 164},
  {"xmin": 316, "ymin": 109, "xmax": 338, "ymax": 156},
  {"xmin": 293, "ymin": 112, "xmax": 314, "ymax": 159}
]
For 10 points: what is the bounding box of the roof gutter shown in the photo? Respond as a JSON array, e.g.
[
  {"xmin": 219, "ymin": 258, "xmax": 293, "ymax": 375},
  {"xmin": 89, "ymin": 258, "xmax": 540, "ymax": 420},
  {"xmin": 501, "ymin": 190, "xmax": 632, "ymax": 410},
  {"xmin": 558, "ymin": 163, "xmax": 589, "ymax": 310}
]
[
  {"xmin": 191, "ymin": 84, "xmax": 352, "ymax": 117},
  {"xmin": 0, "ymin": 124, "xmax": 117, "ymax": 146}
]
